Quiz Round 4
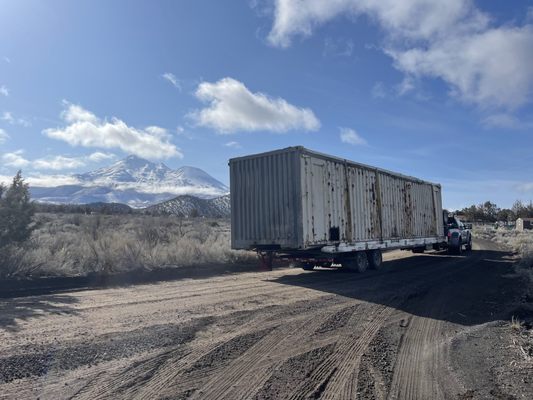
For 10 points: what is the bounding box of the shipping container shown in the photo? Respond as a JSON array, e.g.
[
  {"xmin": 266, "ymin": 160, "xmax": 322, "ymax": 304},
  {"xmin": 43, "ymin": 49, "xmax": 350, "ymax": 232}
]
[{"xmin": 230, "ymin": 147, "xmax": 445, "ymax": 262}]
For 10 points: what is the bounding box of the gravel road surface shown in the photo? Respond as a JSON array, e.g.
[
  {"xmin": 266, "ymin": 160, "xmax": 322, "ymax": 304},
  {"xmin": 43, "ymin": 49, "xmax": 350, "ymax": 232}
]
[{"xmin": 0, "ymin": 239, "xmax": 531, "ymax": 399}]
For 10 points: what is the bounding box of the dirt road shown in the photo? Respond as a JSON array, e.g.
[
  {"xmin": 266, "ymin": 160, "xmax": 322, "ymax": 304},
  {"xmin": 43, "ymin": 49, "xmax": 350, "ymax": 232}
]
[{"xmin": 0, "ymin": 239, "xmax": 531, "ymax": 399}]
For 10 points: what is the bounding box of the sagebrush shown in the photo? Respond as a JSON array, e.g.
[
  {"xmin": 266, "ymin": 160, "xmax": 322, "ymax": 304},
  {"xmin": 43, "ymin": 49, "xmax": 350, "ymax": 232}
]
[
  {"xmin": 1, "ymin": 213, "xmax": 254, "ymax": 278},
  {"xmin": 474, "ymin": 225, "xmax": 533, "ymax": 298}
]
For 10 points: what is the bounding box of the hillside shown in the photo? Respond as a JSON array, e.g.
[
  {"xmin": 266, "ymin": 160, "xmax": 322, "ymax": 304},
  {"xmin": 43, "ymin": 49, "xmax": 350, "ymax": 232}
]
[{"xmin": 144, "ymin": 194, "xmax": 230, "ymax": 218}]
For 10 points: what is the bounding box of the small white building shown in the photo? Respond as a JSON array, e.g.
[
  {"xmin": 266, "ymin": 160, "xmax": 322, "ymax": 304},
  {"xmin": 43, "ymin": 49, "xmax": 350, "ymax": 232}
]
[{"xmin": 516, "ymin": 217, "xmax": 533, "ymax": 231}]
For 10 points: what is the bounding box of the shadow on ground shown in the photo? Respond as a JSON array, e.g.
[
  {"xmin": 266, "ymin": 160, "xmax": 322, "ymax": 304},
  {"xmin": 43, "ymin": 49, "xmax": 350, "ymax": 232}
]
[
  {"xmin": 0, "ymin": 294, "xmax": 80, "ymax": 332},
  {"xmin": 272, "ymin": 247, "xmax": 524, "ymax": 326},
  {"xmin": 0, "ymin": 261, "xmax": 261, "ymax": 299}
]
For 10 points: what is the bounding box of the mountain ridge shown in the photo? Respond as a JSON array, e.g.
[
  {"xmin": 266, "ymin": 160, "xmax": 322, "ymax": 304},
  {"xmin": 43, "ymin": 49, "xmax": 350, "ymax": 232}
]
[
  {"xmin": 144, "ymin": 194, "xmax": 231, "ymax": 218},
  {"xmin": 30, "ymin": 155, "xmax": 229, "ymax": 208}
]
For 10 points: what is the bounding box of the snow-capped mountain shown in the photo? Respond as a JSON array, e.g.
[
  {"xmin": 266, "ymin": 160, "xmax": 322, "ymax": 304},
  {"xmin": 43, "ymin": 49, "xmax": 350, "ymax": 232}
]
[{"xmin": 30, "ymin": 155, "xmax": 229, "ymax": 208}]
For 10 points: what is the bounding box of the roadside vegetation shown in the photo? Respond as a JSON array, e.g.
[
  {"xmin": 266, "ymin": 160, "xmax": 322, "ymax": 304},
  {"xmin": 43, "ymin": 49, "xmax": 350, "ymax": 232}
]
[
  {"xmin": 1, "ymin": 213, "xmax": 254, "ymax": 278},
  {"xmin": 0, "ymin": 172, "xmax": 253, "ymax": 279},
  {"xmin": 473, "ymin": 225, "xmax": 533, "ymax": 271},
  {"xmin": 474, "ymin": 225, "xmax": 533, "ymax": 364}
]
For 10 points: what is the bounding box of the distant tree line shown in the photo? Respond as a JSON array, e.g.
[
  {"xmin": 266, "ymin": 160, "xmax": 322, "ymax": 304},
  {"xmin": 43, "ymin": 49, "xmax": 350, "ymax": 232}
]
[
  {"xmin": 458, "ymin": 200, "xmax": 533, "ymax": 223},
  {"xmin": 35, "ymin": 202, "xmax": 134, "ymax": 215}
]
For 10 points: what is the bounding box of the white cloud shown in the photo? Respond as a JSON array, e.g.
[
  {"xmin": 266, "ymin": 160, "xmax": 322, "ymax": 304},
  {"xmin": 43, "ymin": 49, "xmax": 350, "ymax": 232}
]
[
  {"xmin": 323, "ymin": 37, "xmax": 354, "ymax": 57},
  {"xmin": 266, "ymin": 0, "xmax": 533, "ymax": 109},
  {"xmin": 267, "ymin": 0, "xmax": 487, "ymax": 47},
  {"xmin": 0, "ymin": 173, "xmax": 81, "ymax": 187},
  {"xmin": 371, "ymin": 82, "xmax": 387, "ymax": 99},
  {"xmin": 175, "ymin": 125, "xmax": 193, "ymax": 139},
  {"xmin": 3, "ymin": 57, "xmax": 10, "ymax": 64},
  {"xmin": 190, "ymin": 77, "xmax": 320, "ymax": 133},
  {"xmin": 395, "ymin": 76, "xmax": 415, "ymax": 96},
  {"xmin": 33, "ymin": 152, "xmax": 116, "ymax": 170},
  {"xmin": 162, "ymin": 72, "xmax": 181, "ymax": 91},
  {"xmin": 2, "ymin": 150, "xmax": 116, "ymax": 172},
  {"xmin": 1, "ymin": 111, "xmax": 31, "ymax": 127},
  {"xmin": 0, "ymin": 129, "xmax": 9, "ymax": 144},
  {"xmin": 61, "ymin": 103, "xmax": 98, "ymax": 124},
  {"xmin": 87, "ymin": 152, "xmax": 116, "ymax": 162},
  {"xmin": 33, "ymin": 155, "xmax": 87, "ymax": 171},
  {"xmin": 0, "ymin": 85, "xmax": 9, "ymax": 97},
  {"xmin": 44, "ymin": 102, "xmax": 183, "ymax": 159},
  {"xmin": 2, "ymin": 150, "xmax": 30, "ymax": 168},
  {"xmin": 481, "ymin": 113, "xmax": 533, "ymax": 130},
  {"xmin": 225, "ymin": 141, "xmax": 242, "ymax": 149},
  {"xmin": 388, "ymin": 25, "xmax": 533, "ymax": 109},
  {"xmin": 339, "ymin": 127, "xmax": 367, "ymax": 145},
  {"xmin": 1, "ymin": 111, "xmax": 13, "ymax": 123}
]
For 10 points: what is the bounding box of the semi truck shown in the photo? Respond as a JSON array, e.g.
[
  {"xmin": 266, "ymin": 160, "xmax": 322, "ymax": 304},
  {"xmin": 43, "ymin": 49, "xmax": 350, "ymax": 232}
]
[{"xmin": 229, "ymin": 146, "xmax": 464, "ymax": 271}]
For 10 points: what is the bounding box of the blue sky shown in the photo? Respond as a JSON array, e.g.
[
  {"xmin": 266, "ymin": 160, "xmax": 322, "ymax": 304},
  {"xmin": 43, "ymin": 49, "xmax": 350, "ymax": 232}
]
[{"xmin": 0, "ymin": 0, "xmax": 532, "ymax": 209}]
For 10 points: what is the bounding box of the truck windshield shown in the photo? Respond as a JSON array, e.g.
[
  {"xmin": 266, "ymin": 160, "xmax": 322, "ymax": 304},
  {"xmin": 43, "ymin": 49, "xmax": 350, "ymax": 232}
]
[{"xmin": 447, "ymin": 217, "xmax": 458, "ymax": 228}]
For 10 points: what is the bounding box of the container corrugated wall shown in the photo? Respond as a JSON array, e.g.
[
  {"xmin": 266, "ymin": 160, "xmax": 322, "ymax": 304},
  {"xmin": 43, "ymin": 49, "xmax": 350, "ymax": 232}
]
[
  {"xmin": 230, "ymin": 148, "xmax": 302, "ymax": 249},
  {"xmin": 301, "ymin": 155, "xmax": 349, "ymax": 246},
  {"xmin": 376, "ymin": 174, "xmax": 439, "ymax": 239},
  {"xmin": 230, "ymin": 147, "xmax": 443, "ymax": 251}
]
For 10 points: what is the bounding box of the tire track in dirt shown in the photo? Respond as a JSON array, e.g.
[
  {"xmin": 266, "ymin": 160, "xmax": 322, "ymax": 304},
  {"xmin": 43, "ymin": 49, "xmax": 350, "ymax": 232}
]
[
  {"xmin": 117, "ymin": 253, "xmax": 478, "ymax": 398},
  {"xmin": 387, "ymin": 250, "xmax": 487, "ymax": 400},
  {"xmin": 287, "ymin": 251, "xmax": 487, "ymax": 400},
  {"xmin": 73, "ymin": 294, "xmax": 352, "ymax": 400},
  {"xmin": 189, "ymin": 302, "xmax": 352, "ymax": 400}
]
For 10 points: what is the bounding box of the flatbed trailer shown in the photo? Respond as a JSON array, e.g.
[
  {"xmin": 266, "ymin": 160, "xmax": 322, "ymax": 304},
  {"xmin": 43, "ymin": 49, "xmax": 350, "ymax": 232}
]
[{"xmin": 230, "ymin": 146, "xmax": 446, "ymax": 271}]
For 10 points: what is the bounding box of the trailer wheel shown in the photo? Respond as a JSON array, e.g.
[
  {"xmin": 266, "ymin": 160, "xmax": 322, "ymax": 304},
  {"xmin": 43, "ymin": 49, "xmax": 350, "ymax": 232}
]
[
  {"xmin": 344, "ymin": 252, "xmax": 368, "ymax": 273},
  {"xmin": 259, "ymin": 252, "xmax": 274, "ymax": 271},
  {"xmin": 367, "ymin": 249, "xmax": 383, "ymax": 270}
]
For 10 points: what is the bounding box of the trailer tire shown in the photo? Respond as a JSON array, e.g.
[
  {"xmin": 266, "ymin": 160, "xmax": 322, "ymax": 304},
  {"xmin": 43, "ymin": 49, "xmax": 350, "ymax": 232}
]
[
  {"xmin": 259, "ymin": 252, "xmax": 274, "ymax": 271},
  {"xmin": 367, "ymin": 249, "xmax": 383, "ymax": 270},
  {"xmin": 344, "ymin": 252, "xmax": 368, "ymax": 273}
]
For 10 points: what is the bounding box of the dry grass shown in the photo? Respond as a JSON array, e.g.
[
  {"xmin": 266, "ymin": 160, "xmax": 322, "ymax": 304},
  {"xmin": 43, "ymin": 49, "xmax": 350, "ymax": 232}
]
[
  {"xmin": 475, "ymin": 226, "xmax": 533, "ymax": 364},
  {"xmin": 474, "ymin": 225, "xmax": 533, "ymax": 268},
  {"xmin": 0, "ymin": 213, "xmax": 255, "ymax": 278},
  {"xmin": 510, "ymin": 316, "xmax": 523, "ymax": 331},
  {"xmin": 475, "ymin": 226, "xmax": 533, "ymax": 302}
]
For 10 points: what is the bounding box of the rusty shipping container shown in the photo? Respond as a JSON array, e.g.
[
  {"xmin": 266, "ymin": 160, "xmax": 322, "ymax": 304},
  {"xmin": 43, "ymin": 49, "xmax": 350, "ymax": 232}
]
[{"xmin": 230, "ymin": 147, "xmax": 444, "ymax": 253}]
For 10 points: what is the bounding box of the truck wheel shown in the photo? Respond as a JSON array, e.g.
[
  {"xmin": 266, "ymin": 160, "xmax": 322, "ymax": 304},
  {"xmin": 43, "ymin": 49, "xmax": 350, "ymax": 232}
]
[
  {"xmin": 448, "ymin": 244, "xmax": 462, "ymax": 255},
  {"xmin": 367, "ymin": 249, "xmax": 383, "ymax": 269},
  {"xmin": 465, "ymin": 238, "xmax": 472, "ymax": 251},
  {"xmin": 302, "ymin": 263, "xmax": 314, "ymax": 271},
  {"xmin": 344, "ymin": 252, "xmax": 368, "ymax": 273}
]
